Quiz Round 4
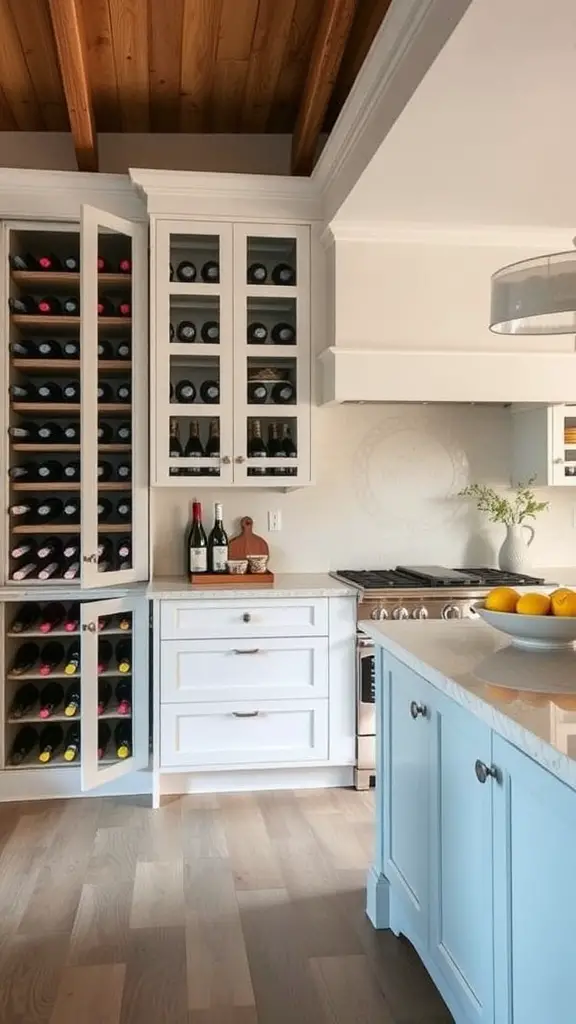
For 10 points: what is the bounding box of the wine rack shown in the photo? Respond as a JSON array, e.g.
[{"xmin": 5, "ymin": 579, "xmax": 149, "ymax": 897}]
[
  {"xmin": 4, "ymin": 214, "xmax": 147, "ymax": 586},
  {"xmin": 4, "ymin": 600, "xmax": 133, "ymax": 771}
]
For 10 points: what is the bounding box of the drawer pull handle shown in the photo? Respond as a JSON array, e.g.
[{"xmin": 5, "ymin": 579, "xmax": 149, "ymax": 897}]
[
  {"xmin": 243, "ymin": 613, "xmax": 251, "ymax": 623},
  {"xmin": 232, "ymin": 711, "xmax": 260, "ymax": 718},
  {"xmin": 233, "ymin": 648, "xmax": 260, "ymax": 655}
]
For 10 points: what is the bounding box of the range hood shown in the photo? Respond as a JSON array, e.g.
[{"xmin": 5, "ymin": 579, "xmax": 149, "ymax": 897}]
[{"xmin": 318, "ymin": 347, "xmax": 576, "ymax": 404}]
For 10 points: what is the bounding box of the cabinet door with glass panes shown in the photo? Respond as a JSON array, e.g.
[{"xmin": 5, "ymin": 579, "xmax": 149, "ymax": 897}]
[
  {"xmin": 153, "ymin": 220, "xmax": 234, "ymax": 486},
  {"xmin": 3, "ymin": 211, "xmax": 148, "ymax": 587},
  {"xmin": 232, "ymin": 224, "xmax": 311, "ymax": 486},
  {"xmin": 2, "ymin": 597, "xmax": 148, "ymax": 789}
]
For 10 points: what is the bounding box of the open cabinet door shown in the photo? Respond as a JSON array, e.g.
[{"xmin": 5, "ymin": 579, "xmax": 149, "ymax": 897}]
[
  {"xmin": 81, "ymin": 597, "xmax": 149, "ymax": 791},
  {"xmin": 80, "ymin": 205, "xmax": 148, "ymax": 587}
]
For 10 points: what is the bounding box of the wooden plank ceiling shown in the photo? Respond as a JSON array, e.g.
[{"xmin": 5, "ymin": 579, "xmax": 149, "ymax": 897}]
[{"xmin": 0, "ymin": 0, "xmax": 392, "ymax": 174}]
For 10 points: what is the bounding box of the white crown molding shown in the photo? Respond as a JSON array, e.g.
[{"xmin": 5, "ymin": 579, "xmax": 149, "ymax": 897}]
[
  {"xmin": 0, "ymin": 169, "xmax": 145, "ymax": 221},
  {"xmin": 313, "ymin": 0, "xmax": 473, "ymax": 223},
  {"xmin": 0, "ymin": 168, "xmax": 134, "ymax": 195},
  {"xmin": 325, "ymin": 221, "xmax": 574, "ymax": 249}
]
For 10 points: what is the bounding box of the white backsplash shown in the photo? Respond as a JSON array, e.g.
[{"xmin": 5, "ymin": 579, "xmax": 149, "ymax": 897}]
[{"xmin": 151, "ymin": 404, "xmax": 576, "ymax": 575}]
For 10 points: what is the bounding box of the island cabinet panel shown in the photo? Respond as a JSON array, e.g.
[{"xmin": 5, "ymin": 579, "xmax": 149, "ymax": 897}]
[
  {"xmin": 430, "ymin": 691, "xmax": 495, "ymax": 1024},
  {"xmin": 492, "ymin": 735, "xmax": 576, "ymax": 1024},
  {"xmin": 383, "ymin": 653, "xmax": 431, "ymax": 949}
]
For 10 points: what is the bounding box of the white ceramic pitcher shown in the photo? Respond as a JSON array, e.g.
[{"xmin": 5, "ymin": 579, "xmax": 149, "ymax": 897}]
[{"xmin": 498, "ymin": 524, "xmax": 535, "ymax": 574}]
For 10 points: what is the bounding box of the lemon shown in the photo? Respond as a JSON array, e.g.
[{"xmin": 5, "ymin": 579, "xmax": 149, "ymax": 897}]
[
  {"xmin": 484, "ymin": 587, "xmax": 520, "ymax": 613},
  {"xmin": 550, "ymin": 590, "xmax": 576, "ymax": 617},
  {"xmin": 549, "ymin": 588, "xmax": 574, "ymax": 601},
  {"xmin": 516, "ymin": 593, "xmax": 551, "ymax": 616}
]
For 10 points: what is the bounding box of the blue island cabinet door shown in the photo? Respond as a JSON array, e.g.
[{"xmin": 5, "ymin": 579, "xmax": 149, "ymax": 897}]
[
  {"xmin": 382, "ymin": 653, "xmax": 432, "ymax": 950},
  {"xmin": 430, "ymin": 692, "xmax": 494, "ymax": 1024},
  {"xmin": 492, "ymin": 735, "xmax": 576, "ymax": 1024}
]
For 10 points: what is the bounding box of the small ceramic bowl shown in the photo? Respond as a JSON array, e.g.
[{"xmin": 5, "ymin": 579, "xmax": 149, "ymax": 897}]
[
  {"xmin": 226, "ymin": 559, "xmax": 248, "ymax": 575},
  {"xmin": 247, "ymin": 554, "xmax": 268, "ymax": 574}
]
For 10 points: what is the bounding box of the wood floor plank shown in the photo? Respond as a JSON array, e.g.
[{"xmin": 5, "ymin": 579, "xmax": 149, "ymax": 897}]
[
  {"xmin": 68, "ymin": 880, "xmax": 133, "ymax": 965},
  {"xmin": 85, "ymin": 825, "xmax": 143, "ymax": 886},
  {"xmin": 0, "ymin": 933, "xmax": 69, "ymax": 1024},
  {"xmin": 50, "ymin": 963, "xmax": 125, "ymax": 1024},
  {"xmin": 120, "ymin": 926, "xmax": 188, "ymax": 1024},
  {"xmin": 130, "ymin": 860, "xmax": 185, "ymax": 929},
  {"xmin": 184, "ymin": 858, "xmax": 254, "ymax": 1010},
  {"xmin": 220, "ymin": 794, "xmax": 284, "ymax": 890},
  {"xmin": 189, "ymin": 1010, "xmax": 259, "ymax": 1024},
  {"xmin": 181, "ymin": 795, "xmax": 228, "ymax": 858},
  {"xmin": 310, "ymin": 954, "xmax": 395, "ymax": 1024},
  {"xmin": 302, "ymin": 806, "xmax": 369, "ymax": 871}
]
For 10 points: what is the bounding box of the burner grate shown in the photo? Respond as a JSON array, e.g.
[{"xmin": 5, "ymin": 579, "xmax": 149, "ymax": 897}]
[{"xmin": 335, "ymin": 567, "xmax": 547, "ymax": 590}]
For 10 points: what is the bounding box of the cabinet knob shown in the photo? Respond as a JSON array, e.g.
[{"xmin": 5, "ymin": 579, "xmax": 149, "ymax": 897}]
[
  {"xmin": 475, "ymin": 759, "xmax": 499, "ymax": 784},
  {"xmin": 553, "ymin": 457, "xmax": 564, "ymax": 464},
  {"xmin": 410, "ymin": 701, "xmax": 427, "ymax": 719},
  {"xmin": 235, "ymin": 456, "xmax": 245, "ymax": 463},
  {"xmin": 243, "ymin": 612, "xmax": 251, "ymax": 623},
  {"xmin": 82, "ymin": 622, "xmax": 97, "ymax": 633},
  {"xmin": 221, "ymin": 455, "xmax": 231, "ymax": 465},
  {"xmin": 83, "ymin": 553, "xmax": 97, "ymax": 564}
]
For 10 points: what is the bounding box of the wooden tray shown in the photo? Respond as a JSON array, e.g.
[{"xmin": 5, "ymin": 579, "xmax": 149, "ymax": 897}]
[{"xmin": 189, "ymin": 571, "xmax": 275, "ymax": 587}]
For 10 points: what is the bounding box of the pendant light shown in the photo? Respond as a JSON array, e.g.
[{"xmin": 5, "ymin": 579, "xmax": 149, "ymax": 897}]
[{"xmin": 490, "ymin": 245, "xmax": 576, "ymax": 335}]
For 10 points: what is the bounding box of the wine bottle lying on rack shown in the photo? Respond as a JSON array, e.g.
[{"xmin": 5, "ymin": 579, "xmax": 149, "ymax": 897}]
[
  {"xmin": 10, "ymin": 603, "xmax": 41, "ymax": 634},
  {"xmin": 38, "ymin": 724, "xmax": 63, "ymax": 762},
  {"xmin": 10, "ymin": 725, "xmax": 38, "ymax": 764},
  {"xmin": 63, "ymin": 724, "xmax": 80, "ymax": 761},
  {"xmin": 10, "ymin": 682, "xmax": 39, "ymax": 718},
  {"xmin": 64, "ymin": 604, "xmax": 80, "ymax": 632},
  {"xmin": 38, "ymin": 681, "xmax": 64, "ymax": 717},
  {"xmin": 64, "ymin": 642, "xmax": 80, "ymax": 675},
  {"xmin": 116, "ymin": 681, "xmax": 131, "ymax": 715},
  {"xmin": 39, "ymin": 643, "xmax": 65, "ymax": 677},
  {"xmin": 98, "ymin": 681, "xmax": 112, "ymax": 715},
  {"xmin": 10, "ymin": 644, "xmax": 40, "ymax": 676},
  {"xmin": 39, "ymin": 602, "xmax": 66, "ymax": 633},
  {"xmin": 64, "ymin": 683, "xmax": 80, "ymax": 717}
]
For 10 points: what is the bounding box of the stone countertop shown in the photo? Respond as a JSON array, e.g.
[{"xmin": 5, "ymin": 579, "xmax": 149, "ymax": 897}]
[
  {"xmin": 362, "ymin": 618, "xmax": 576, "ymax": 791},
  {"xmin": 147, "ymin": 574, "xmax": 358, "ymax": 599},
  {"xmin": 535, "ymin": 567, "xmax": 576, "ymax": 586}
]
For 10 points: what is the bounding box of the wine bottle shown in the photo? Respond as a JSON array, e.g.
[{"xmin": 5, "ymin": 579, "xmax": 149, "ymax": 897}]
[
  {"xmin": 39, "ymin": 643, "xmax": 65, "ymax": 678},
  {"xmin": 281, "ymin": 423, "xmax": 297, "ymax": 474},
  {"xmin": 272, "ymin": 262, "xmax": 296, "ymax": 286},
  {"xmin": 116, "ymin": 497, "xmax": 132, "ymax": 520},
  {"xmin": 98, "ymin": 721, "xmax": 111, "ymax": 759},
  {"xmin": 271, "ymin": 380, "xmax": 295, "ymax": 404},
  {"xmin": 116, "ymin": 382, "xmax": 131, "ymax": 403},
  {"xmin": 37, "ymin": 339, "xmax": 63, "ymax": 358},
  {"xmin": 37, "ymin": 541, "xmax": 62, "ymax": 565},
  {"xmin": 199, "ymin": 380, "xmax": 219, "ymax": 404},
  {"xmin": 184, "ymin": 421, "xmax": 204, "ymax": 470},
  {"xmin": 37, "ymin": 460, "xmax": 64, "ymax": 482},
  {"xmin": 38, "ymin": 561, "xmax": 62, "ymax": 581},
  {"xmin": 38, "ymin": 723, "xmax": 63, "ymax": 762},
  {"xmin": 9, "ymin": 296, "xmax": 37, "ymax": 315},
  {"xmin": 10, "ymin": 725, "xmax": 38, "ymax": 765},
  {"xmin": 63, "ymin": 339, "xmax": 80, "ymax": 358},
  {"xmin": 116, "ymin": 462, "xmax": 131, "ymax": 482},
  {"xmin": 62, "ymin": 498, "xmax": 80, "ymax": 521},
  {"xmin": 36, "ymin": 381, "xmax": 63, "ymax": 402},
  {"xmin": 10, "ymin": 603, "xmax": 41, "ymax": 634},
  {"xmin": 97, "ymin": 461, "xmax": 113, "ymax": 482},
  {"xmin": 247, "ymin": 322, "xmax": 268, "ymax": 344},
  {"xmin": 115, "ymin": 680, "xmax": 132, "ymax": 715},
  {"xmin": 9, "ymin": 382, "xmax": 36, "ymax": 401},
  {"xmin": 271, "ymin": 322, "xmax": 296, "ymax": 345},
  {"xmin": 64, "ymin": 604, "xmax": 80, "ymax": 632},
  {"xmin": 97, "ymin": 498, "xmax": 113, "ymax": 522},
  {"xmin": 170, "ymin": 322, "xmax": 175, "ymax": 342},
  {"xmin": 62, "ymin": 297, "xmax": 79, "ymax": 316},
  {"xmin": 200, "ymin": 321, "xmax": 219, "ymax": 343},
  {"xmin": 116, "ymin": 639, "xmax": 131, "ymax": 674},
  {"xmin": 117, "ymin": 538, "xmax": 131, "ymax": 564},
  {"xmin": 10, "ymin": 501, "xmax": 37, "ymax": 521},
  {"xmin": 97, "ymin": 256, "xmax": 110, "ymax": 272},
  {"xmin": 98, "ymin": 421, "xmax": 114, "ymax": 444},
  {"xmin": 37, "ymin": 296, "xmax": 62, "ymax": 315},
  {"xmin": 63, "ymin": 422, "xmax": 80, "ymax": 442},
  {"xmin": 63, "ymin": 684, "xmax": 80, "ymax": 718},
  {"xmin": 11, "ymin": 541, "xmax": 37, "ymax": 564},
  {"xmin": 169, "ymin": 421, "xmax": 183, "ymax": 467},
  {"xmin": 10, "ymin": 340, "xmax": 37, "ymax": 358},
  {"xmin": 115, "ymin": 722, "xmax": 131, "ymax": 759},
  {"xmin": 64, "ymin": 642, "xmax": 80, "ymax": 675},
  {"xmin": 208, "ymin": 502, "xmax": 229, "ymax": 573},
  {"xmin": 176, "ymin": 320, "xmax": 197, "ymax": 342},
  {"xmin": 97, "ymin": 339, "xmax": 114, "ymax": 359},
  {"xmin": 267, "ymin": 422, "xmax": 285, "ymax": 476},
  {"xmin": 36, "ymin": 253, "xmax": 62, "ymax": 272},
  {"xmin": 62, "ymin": 381, "xmax": 80, "ymax": 402},
  {"xmin": 116, "ymin": 422, "xmax": 131, "ymax": 443},
  {"xmin": 9, "ymin": 463, "xmax": 38, "ymax": 481},
  {"xmin": 97, "ymin": 680, "xmax": 112, "ymax": 715},
  {"xmin": 201, "ymin": 260, "xmax": 219, "ymax": 283},
  {"xmin": 175, "ymin": 380, "xmax": 196, "ymax": 404},
  {"xmin": 97, "ymin": 297, "xmax": 114, "ymax": 317},
  {"xmin": 63, "ymin": 724, "xmax": 80, "ymax": 761},
  {"xmin": 37, "ymin": 422, "xmax": 65, "ymax": 443},
  {"xmin": 62, "ymin": 256, "xmax": 80, "ymax": 271},
  {"xmin": 10, "ymin": 682, "xmax": 39, "ymax": 718},
  {"xmin": 38, "ymin": 681, "xmax": 64, "ymax": 717},
  {"xmin": 36, "ymin": 498, "xmax": 64, "ymax": 523},
  {"xmin": 97, "ymin": 382, "xmax": 114, "ymax": 402},
  {"xmin": 10, "ymin": 253, "xmax": 37, "ymax": 270},
  {"xmin": 116, "ymin": 340, "xmax": 131, "ymax": 360},
  {"xmin": 176, "ymin": 260, "xmax": 197, "ymax": 282},
  {"xmin": 247, "ymin": 380, "xmax": 268, "ymax": 404},
  {"xmin": 63, "ymin": 460, "xmax": 81, "ymax": 481},
  {"xmin": 117, "ymin": 613, "xmax": 131, "ymax": 632},
  {"xmin": 98, "ymin": 640, "xmax": 113, "ymax": 674},
  {"xmin": 62, "ymin": 540, "xmax": 80, "ymax": 561},
  {"xmin": 118, "ymin": 257, "xmax": 131, "ymax": 274},
  {"xmin": 118, "ymin": 301, "xmax": 131, "ymax": 317},
  {"xmin": 12, "ymin": 562, "xmax": 38, "ymax": 581},
  {"xmin": 187, "ymin": 500, "xmax": 208, "ymax": 575},
  {"xmin": 62, "ymin": 561, "xmax": 80, "ymax": 581},
  {"xmin": 247, "ymin": 420, "xmax": 267, "ymax": 474},
  {"xmin": 247, "ymin": 262, "xmax": 267, "ymax": 284},
  {"xmin": 8, "ymin": 422, "xmax": 37, "ymax": 441}
]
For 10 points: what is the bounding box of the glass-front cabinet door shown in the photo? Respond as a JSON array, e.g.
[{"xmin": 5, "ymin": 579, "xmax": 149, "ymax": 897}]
[
  {"xmin": 232, "ymin": 224, "xmax": 311, "ymax": 486},
  {"xmin": 80, "ymin": 205, "xmax": 148, "ymax": 586},
  {"xmin": 153, "ymin": 220, "xmax": 234, "ymax": 486}
]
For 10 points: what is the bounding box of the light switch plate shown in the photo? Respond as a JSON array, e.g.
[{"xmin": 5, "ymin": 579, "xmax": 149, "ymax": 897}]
[{"xmin": 268, "ymin": 510, "xmax": 282, "ymax": 531}]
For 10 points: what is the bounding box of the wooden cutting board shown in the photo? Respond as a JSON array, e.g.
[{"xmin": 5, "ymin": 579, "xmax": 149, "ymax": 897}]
[{"xmin": 228, "ymin": 517, "xmax": 269, "ymax": 559}]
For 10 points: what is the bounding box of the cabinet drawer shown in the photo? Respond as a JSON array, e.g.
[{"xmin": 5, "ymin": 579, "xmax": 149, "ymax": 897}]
[
  {"xmin": 161, "ymin": 637, "xmax": 328, "ymax": 703},
  {"xmin": 161, "ymin": 699, "xmax": 328, "ymax": 768},
  {"xmin": 160, "ymin": 598, "xmax": 328, "ymax": 639}
]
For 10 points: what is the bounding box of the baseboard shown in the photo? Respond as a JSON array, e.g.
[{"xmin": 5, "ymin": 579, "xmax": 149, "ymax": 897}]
[
  {"xmin": 0, "ymin": 767, "xmax": 153, "ymax": 802},
  {"xmin": 366, "ymin": 865, "xmax": 391, "ymax": 929},
  {"xmin": 159, "ymin": 765, "xmax": 354, "ymax": 796}
]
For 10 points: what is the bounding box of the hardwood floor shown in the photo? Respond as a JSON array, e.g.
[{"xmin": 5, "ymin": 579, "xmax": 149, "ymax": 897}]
[{"xmin": 0, "ymin": 789, "xmax": 452, "ymax": 1023}]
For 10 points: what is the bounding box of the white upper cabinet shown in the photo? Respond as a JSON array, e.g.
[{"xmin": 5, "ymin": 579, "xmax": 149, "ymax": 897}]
[
  {"xmin": 511, "ymin": 404, "xmax": 576, "ymax": 487},
  {"xmin": 151, "ymin": 217, "xmax": 312, "ymax": 488}
]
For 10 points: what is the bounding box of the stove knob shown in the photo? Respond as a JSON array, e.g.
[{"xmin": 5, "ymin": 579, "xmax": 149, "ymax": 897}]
[
  {"xmin": 370, "ymin": 607, "xmax": 380, "ymax": 620},
  {"xmin": 442, "ymin": 603, "xmax": 462, "ymax": 620},
  {"xmin": 378, "ymin": 607, "xmax": 389, "ymax": 620},
  {"xmin": 392, "ymin": 606, "xmax": 409, "ymax": 620},
  {"xmin": 411, "ymin": 605, "xmax": 429, "ymax": 620}
]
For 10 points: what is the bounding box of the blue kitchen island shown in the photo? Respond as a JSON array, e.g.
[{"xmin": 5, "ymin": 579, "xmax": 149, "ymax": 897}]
[{"xmin": 363, "ymin": 619, "xmax": 576, "ymax": 1024}]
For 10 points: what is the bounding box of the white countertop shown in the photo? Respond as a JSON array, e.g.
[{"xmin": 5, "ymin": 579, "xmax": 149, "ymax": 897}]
[
  {"xmin": 535, "ymin": 566, "xmax": 576, "ymax": 586},
  {"xmin": 147, "ymin": 573, "xmax": 358, "ymax": 599},
  {"xmin": 362, "ymin": 619, "xmax": 576, "ymax": 791}
]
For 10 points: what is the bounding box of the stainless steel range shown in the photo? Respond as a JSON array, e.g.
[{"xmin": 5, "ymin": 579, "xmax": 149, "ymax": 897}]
[{"xmin": 331, "ymin": 565, "xmax": 553, "ymax": 789}]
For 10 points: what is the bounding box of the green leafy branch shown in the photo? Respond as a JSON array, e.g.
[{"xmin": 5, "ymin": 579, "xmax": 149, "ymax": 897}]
[{"xmin": 459, "ymin": 479, "xmax": 549, "ymax": 526}]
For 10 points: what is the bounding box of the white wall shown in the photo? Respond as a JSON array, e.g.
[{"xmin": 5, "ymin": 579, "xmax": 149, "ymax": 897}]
[
  {"xmin": 0, "ymin": 133, "xmax": 292, "ymax": 175},
  {"xmin": 331, "ymin": 237, "xmax": 576, "ymax": 353},
  {"xmin": 151, "ymin": 403, "xmax": 576, "ymax": 575}
]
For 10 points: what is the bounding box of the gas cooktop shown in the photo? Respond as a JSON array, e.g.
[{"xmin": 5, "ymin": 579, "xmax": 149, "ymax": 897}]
[{"xmin": 333, "ymin": 566, "xmax": 548, "ymax": 590}]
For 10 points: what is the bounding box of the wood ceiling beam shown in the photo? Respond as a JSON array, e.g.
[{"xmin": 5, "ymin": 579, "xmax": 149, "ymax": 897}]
[
  {"xmin": 48, "ymin": 0, "xmax": 98, "ymax": 171},
  {"xmin": 291, "ymin": 0, "xmax": 357, "ymax": 176}
]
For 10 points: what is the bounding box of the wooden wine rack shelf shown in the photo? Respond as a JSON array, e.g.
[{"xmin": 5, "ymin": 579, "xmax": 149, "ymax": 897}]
[
  {"xmin": 12, "ymin": 444, "xmax": 131, "ymax": 453},
  {"xmin": 11, "ymin": 403, "xmax": 131, "ymax": 414},
  {"xmin": 12, "ymin": 524, "xmax": 132, "ymax": 534},
  {"xmin": 11, "ymin": 271, "xmax": 131, "ymax": 287},
  {"xmin": 12, "ymin": 359, "xmax": 131, "ymax": 372},
  {"xmin": 6, "ymin": 627, "xmax": 129, "ymax": 639},
  {"xmin": 11, "ymin": 316, "xmax": 131, "ymax": 329},
  {"xmin": 11, "ymin": 482, "xmax": 130, "ymax": 492},
  {"xmin": 7, "ymin": 705, "xmax": 132, "ymax": 725},
  {"xmin": 7, "ymin": 668, "xmax": 131, "ymax": 682}
]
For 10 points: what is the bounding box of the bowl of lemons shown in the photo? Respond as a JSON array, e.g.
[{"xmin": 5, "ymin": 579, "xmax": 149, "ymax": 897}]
[{"xmin": 474, "ymin": 587, "xmax": 576, "ymax": 650}]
